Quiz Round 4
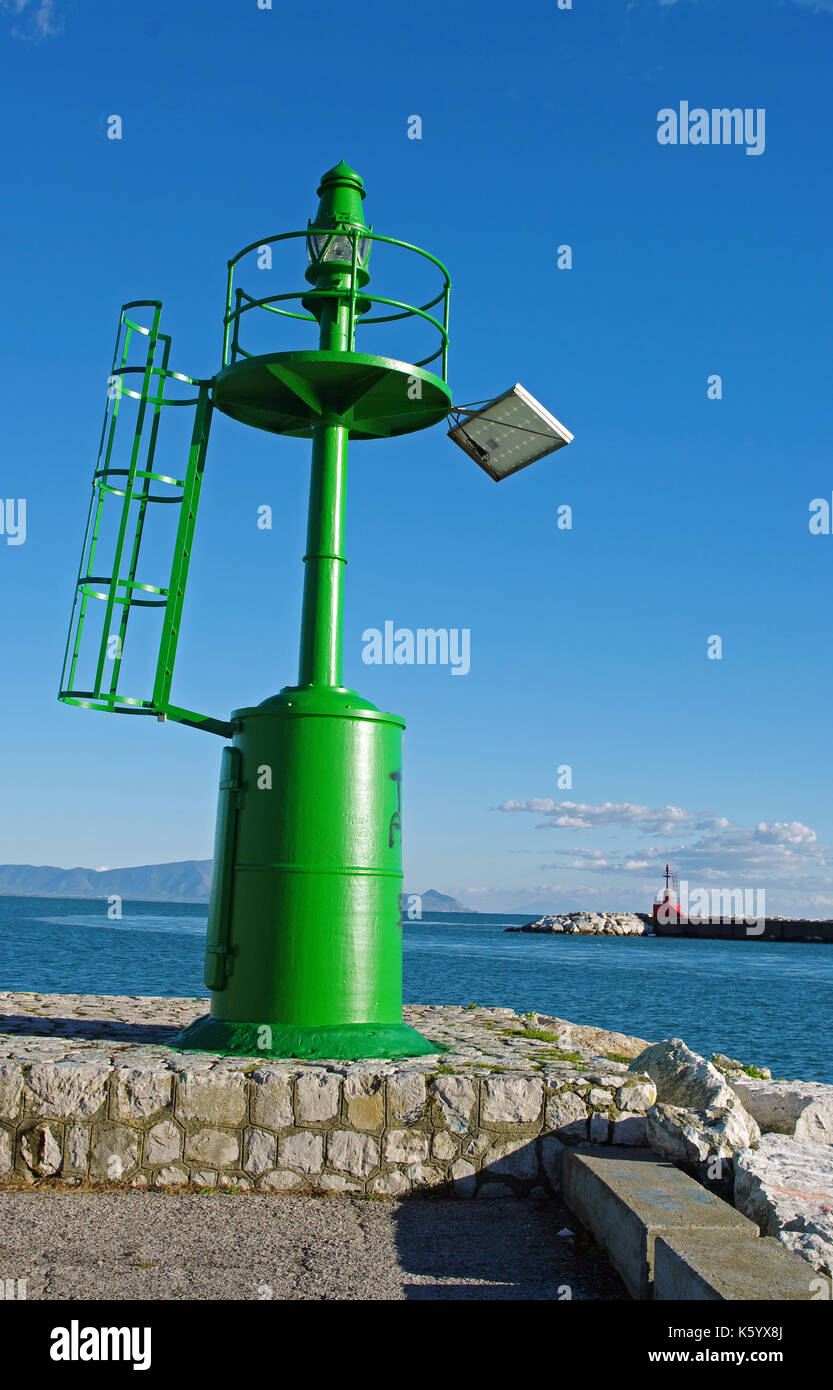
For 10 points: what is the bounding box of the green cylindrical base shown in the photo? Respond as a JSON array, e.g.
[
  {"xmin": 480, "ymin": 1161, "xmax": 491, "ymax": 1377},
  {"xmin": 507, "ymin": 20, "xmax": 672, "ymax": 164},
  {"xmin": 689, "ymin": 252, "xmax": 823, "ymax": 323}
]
[
  {"xmin": 169, "ymin": 1016, "xmax": 441, "ymax": 1061},
  {"xmin": 182, "ymin": 685, "xmax": 435, "ymax": 1060}
]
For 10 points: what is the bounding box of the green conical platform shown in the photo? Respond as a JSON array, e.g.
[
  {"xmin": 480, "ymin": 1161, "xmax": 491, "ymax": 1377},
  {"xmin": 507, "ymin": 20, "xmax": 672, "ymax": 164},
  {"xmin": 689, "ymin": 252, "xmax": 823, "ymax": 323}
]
[
  {"xmin": 170, "ymin": 1015, "xmax": 444, "ymax": 1061},
  {"xmin": 211, "ymin": 350, "xmax": 452, "ymax": 439}
]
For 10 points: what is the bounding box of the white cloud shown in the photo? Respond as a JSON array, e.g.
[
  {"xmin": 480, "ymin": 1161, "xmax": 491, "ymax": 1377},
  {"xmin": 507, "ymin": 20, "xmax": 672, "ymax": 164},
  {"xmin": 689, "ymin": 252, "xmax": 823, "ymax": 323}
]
[
  {"xmin": 1, "ymin": 0, "xmax": 62, "ymax": 40},
  {"xmin": 498, "ymin": 799, "xmax": 723, "ymax": 837}
]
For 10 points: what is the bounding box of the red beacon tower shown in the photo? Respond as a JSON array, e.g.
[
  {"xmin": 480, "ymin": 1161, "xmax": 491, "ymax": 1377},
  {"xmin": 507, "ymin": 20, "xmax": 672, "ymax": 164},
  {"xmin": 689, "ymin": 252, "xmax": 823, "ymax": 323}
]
[{"xmin": 652, "ymin": 864, "xmax": 683, "ymax": 924}]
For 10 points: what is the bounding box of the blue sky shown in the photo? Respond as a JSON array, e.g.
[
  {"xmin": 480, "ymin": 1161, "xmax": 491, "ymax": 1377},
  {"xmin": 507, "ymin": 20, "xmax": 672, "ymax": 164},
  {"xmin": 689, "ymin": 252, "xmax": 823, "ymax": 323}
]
[{"xmin": 1, "ymin": 0, "xmax": 831, "ymax": 914}]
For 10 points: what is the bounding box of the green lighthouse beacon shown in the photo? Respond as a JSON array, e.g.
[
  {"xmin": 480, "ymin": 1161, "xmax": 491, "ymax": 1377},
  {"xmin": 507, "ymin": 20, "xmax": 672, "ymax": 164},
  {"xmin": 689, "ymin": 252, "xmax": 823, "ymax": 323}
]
[{"xmin": 59, "ymin": 161, "xmax": 573, "ymax": 1062}]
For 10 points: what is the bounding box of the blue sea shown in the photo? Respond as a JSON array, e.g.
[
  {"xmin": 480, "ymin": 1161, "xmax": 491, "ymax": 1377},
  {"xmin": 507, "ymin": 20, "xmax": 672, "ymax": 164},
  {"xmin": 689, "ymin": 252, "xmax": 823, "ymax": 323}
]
[{"xmin": 0, "ymin": 895, "xmax": 830, "ymax": 1082}]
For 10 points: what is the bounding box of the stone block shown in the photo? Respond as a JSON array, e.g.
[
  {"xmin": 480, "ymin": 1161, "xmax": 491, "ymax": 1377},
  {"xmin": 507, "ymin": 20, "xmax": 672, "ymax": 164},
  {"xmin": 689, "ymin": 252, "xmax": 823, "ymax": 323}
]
[
  {"xmin": 20, "ymin": 1124, "xmax": 62, "ymax": 1176},
  {"xmin": 450, "ymin": 1158, "xmax": 477, "ymax": 1197},
  {"xmin": 429, "ymin": 1076, "xmax": 476, "ymax": 1133},
  {"xmin": 327, "ymin": 1130, "xmax": 379, "ymax": 1177},
  {"xmin": 67, "ymin": 1125, "xmax": 90, "ymax": 1171},
  {"xmin": 481, "ymin": 1075, "xmax": 544, "ymax": 1125},
  {"xmin": 369, "ymin": 1171, "xmax": 410, "ymax": 1196},
  {"xmin": 251, "ymin": 1069, "xmax": 294, "ymax": 1130},
  {"xmin": 612, "ymin": 1113, "xmax": 647, "ymax": 1146},
  {"xmin": 295, "ymin": 1071, "xmax": 341, "ymax": 1123},
  {"xmin": 176, "ymin": 1069, "xmax": 247, "ymax": 1126},
  {"xmin": 343, "ymin": 1073, "xmax": 385, "ymax": 1132},
  {"xmin": 483, "ymin": 1136, "xmax": 539, "ymax": 1183},
  {"xmin": 0, "ymin": 1126, "xmax": 14, "ymax": 1175},
  {"xmin": 279, "ymin": 1132, "xmax": 324, "ymax": 1175},
  {"xmin": 184, "ymin": 1128, "xmax": 239, "ymax": 1168},
  {"xmin": 388, "ymin": 1072, "xmax": 426, "ymax": 1124},
  {"xmin": 145, "ymin": 1120, "xmax": 182, "ymax": 1166},
  {"xmin": 113, "ymin": 1066, "xmax": 173, "ymax": 1120},
  {"xmin": 562, "ymin": 1146, "xmax": 758, "ymax": 1300},
  {"xmin": 385, "ymin": 1129, "xmax": 430, "ymax": 1164},
  {"xmin": 244, "ymin": 1127, "xmax": 277, "ymax": 1175},
  {"xmin": 0, "ymin": 1062, "xmax": 23, "ymax": 1121},
  {"xmin": 25, "ymin": 1062, "xmax": 110, "ymax": 1119},
  {"xmin": 654, "ymin": 1231, "xmax": 832, "ymax": 1301},
  {"xmin": 89, "ymin": 1125, "xmax": 140, "ymax": 1181},
  {"xmin": 546, "ymin": 1090, "xmax": 588, "ymax": 1141}
]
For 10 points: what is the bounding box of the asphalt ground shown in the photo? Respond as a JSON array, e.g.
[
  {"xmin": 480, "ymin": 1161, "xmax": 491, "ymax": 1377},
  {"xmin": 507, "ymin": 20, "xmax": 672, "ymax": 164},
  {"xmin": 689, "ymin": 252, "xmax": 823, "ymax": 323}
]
[{"xmin": 0, "ymin": 1189, "xmax": 628, "ymax": 1301}]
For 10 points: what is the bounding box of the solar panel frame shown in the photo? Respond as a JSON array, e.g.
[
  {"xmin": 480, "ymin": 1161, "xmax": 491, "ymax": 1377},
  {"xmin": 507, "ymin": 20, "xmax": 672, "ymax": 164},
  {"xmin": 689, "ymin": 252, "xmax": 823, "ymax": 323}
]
[{"xmin": 447, "ymin": 383, "xmax": 574, "ymax": 481}]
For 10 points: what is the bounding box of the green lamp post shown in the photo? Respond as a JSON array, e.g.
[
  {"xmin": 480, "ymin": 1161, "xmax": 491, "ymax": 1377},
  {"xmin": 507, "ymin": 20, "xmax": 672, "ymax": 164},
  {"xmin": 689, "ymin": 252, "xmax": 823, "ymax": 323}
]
[{"xmin": 59, "ymin": 162, "xmax": 454, "ymax": 1059}]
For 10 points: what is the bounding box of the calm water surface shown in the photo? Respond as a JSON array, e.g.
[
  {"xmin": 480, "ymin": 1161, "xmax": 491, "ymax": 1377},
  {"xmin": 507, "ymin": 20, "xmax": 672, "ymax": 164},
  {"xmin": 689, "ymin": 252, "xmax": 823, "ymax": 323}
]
[{"xmin": 0, "ymin": 896, "xmax": 830, "ymax": 1082}]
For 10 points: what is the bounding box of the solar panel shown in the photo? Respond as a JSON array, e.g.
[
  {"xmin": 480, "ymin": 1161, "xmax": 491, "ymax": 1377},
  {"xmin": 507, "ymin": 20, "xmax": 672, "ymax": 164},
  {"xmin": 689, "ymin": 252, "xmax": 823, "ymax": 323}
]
[{"xmin": 447, "ymin": 383, "xmax": 574, "ymax": 481}]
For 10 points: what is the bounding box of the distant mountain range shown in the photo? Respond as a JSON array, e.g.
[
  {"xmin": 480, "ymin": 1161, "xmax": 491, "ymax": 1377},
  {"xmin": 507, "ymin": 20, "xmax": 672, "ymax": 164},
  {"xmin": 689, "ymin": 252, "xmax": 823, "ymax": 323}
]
[
  {"xmin": 0, "ymin": 862, "xmax": 469, "ymax": 912},
  {"xmin": 0, "ymin": 861, "xmax": 213, "ymax": 903}
]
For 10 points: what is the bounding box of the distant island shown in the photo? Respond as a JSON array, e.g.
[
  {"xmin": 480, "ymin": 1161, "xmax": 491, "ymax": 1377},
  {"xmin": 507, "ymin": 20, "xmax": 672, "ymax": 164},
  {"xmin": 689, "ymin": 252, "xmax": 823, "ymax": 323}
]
[
  {"xmin": 408, "ymin": 889, "xmax": 469, "ymax": 913},
  {"xmin": 0, "ymin": 862, "xmax": 470, "ymax": 912}
]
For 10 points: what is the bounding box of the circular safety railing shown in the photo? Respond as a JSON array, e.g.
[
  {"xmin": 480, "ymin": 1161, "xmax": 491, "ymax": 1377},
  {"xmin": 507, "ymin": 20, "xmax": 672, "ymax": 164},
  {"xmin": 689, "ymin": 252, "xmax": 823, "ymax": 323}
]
[{"xmin": 221, "ymin": 227, "xmax": 451, "ymax": 382}]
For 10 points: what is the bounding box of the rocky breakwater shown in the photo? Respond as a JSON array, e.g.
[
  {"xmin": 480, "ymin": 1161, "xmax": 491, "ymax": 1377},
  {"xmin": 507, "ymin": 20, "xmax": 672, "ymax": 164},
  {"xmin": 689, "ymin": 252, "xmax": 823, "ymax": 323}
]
[
  {"xmin": 626, "ymin": 1037, "xmax": 833, "ymax": 1277},
  {"xmin": 506, "ymin": 912, "xmax": 652, "ymax": 936}
]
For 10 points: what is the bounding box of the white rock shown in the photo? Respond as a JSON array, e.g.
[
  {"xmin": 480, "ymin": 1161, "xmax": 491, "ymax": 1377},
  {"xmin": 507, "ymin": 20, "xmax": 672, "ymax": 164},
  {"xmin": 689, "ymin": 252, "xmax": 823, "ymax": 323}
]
[
  {"xmin": 369, "ymin": 1171, "xmax": 410, "ymax": 1196},
  {"xmin": 612, "ymin": 1112, "xmax": 648, "ymax": 1146},
  {"xmin": 326, "ymin": 1130, "xmax": 378, "ymax": 1177},
  {"xmin": 481, "ymin": 1075, "xmax": 543, "ymax": 1125},
  {"xmin": 113, "ymin": 1066, "xmax": 173, "ymax": 1119},
  {"xmin": 316, "ymin": 1173, "xmax": 362, "ymax": 1192},
  {"xmin": 647, "ymin": 1102, "xmax": 760, "ymax": 1164},
  {"xmin": 483, "ymin": 1137, "xmax": 539, "ymax": 1182},
  {"xmin": 259, "ymin": 1169, "xmax": 304, "ymax": 1191},
  {"xmin": 614, "ymin": 1078, "xmax": 657, "ymax": 1113},
  {"xmin": 734, "ymin": 1134, "xmax": 833, "ymax": 1275},
  {"xmin": 279, "ymin": 1132, "xmax": 324, "ymax": 1175},
  {"xmin": 729, "ymin": 1077, "xmax": 833, "ymax": 1145},
  {"xmin": 244, "ymin": 1127, "xmax": 276, "ymax": 1175},
  {"xmin": 295, "ymin": 1071, "xmax": 341, "ymax": 1123},
  {"xmin": 385, "ymin": 1129, "xmax": 430, "ymax": 1164},
  {"xmin": 387, "ymin": 1072, "xmax": 426, "ymax": 1124},
  {"xmin": 590, "ymin": 1114, "xmax": 609, "ymax": 1143},
  {"xmin": 20, "ymin": 1124, "xmax": 62, "ymax": 1176},
  {"xmin": 145, "ymin": 1119, "xmax": 183, "ymax": 1166},
  {"xmin": 432, "ymin": 1131, "xmax": 457, "ymax": 1162},
  {"xmin": 175, "ymin": 1070, "xmax": 247, "ymax": 1126},
  {"xmin": 250, "ymin": 1069, "xmax": 295, "ymax": 1130},
  {"xmin": 0, "ymin": 1126, "xmax": 14, "ymax": 1174},
  {"xmin": 25, "ymin": 1062, "xmax": 110, "ymax": 1119},
  {"xmin": 67, "ymin": 1125, "xmax": 89, "ymax": 1171},
  {"xmin": 546, "ymin": 1090, "xmax": 588, "ymax": 1140},
  {"xmin": 89, "ymin": 1125, "xmax": 139, "ymax": 1180},
  {"xmin": 0, "ymin": 1062, "xmax": 23, "ymax": 1121},
  {"xmin": 155, "ymin": 1164, "xmax": 189, "ymax": 1187},
  {"xmin": 450, "ymin": 1158, "xmax": 477, "ymax": 1197},
  {"xmin": 184, "ymin": 1128, "xmax": 240, "ymax": 1168},
  {"xmin": 405, "ymin": 1163, "xmax": 444, "ymax": 1188},
  {"xmin": 429, "ymin": 1076, "xmax": 476, "ymax": 1133},
  {"xmin": 630, "ymin": 1038, "xmax": 743, "ymax": 1114}
]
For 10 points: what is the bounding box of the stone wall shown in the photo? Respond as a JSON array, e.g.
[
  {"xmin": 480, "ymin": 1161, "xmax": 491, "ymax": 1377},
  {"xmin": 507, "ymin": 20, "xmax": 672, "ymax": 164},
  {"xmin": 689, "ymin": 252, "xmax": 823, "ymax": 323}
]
[{"xmin": 0, "ymin": 996, "xmax": 657, "ymax": 1197}]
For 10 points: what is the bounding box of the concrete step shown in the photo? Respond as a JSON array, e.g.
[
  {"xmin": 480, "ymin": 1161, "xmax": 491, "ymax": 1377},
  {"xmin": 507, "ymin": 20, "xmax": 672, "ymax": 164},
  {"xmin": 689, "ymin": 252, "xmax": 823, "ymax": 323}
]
[
  {"xmin": 562, "ymin": 1145, "xmax": 757, "ymax": 1299},
  {"xmin": 654, "ymin": 1230, "xmax": 833, "ymax": 1301}
]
